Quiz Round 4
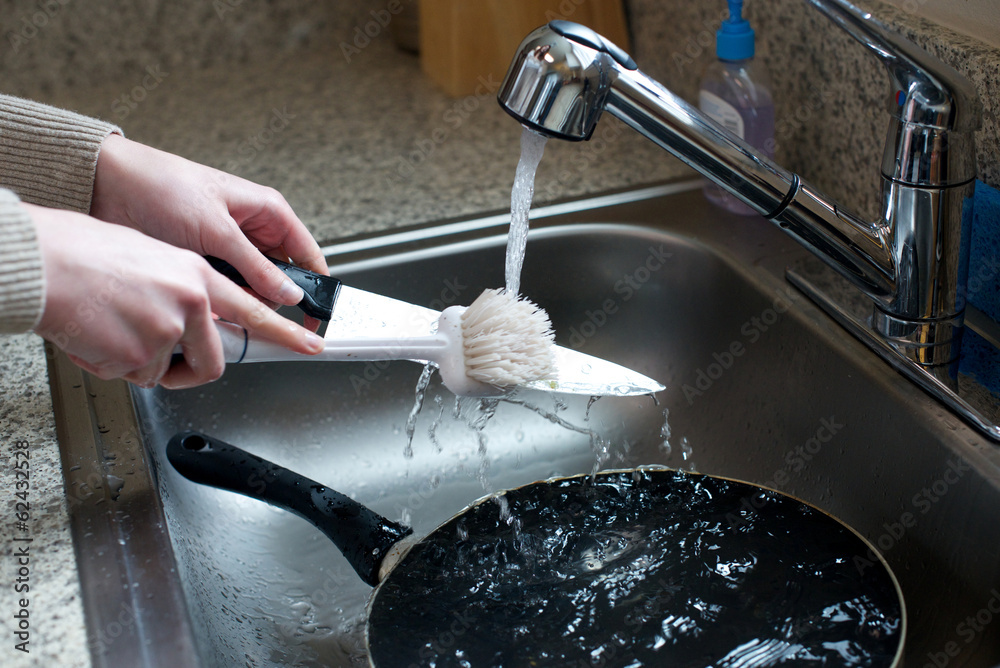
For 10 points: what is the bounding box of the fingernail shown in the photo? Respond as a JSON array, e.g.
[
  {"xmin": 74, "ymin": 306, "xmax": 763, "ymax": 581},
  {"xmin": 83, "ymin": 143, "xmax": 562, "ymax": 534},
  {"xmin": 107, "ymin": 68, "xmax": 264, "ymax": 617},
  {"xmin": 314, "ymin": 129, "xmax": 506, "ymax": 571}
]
[
  {"xmin": 304, "ymin": 330, "xmax": 325, "ymax": 352},
  {"xmin": 277, "ymin": 279, "xmax": 304, "ymax": 305}
]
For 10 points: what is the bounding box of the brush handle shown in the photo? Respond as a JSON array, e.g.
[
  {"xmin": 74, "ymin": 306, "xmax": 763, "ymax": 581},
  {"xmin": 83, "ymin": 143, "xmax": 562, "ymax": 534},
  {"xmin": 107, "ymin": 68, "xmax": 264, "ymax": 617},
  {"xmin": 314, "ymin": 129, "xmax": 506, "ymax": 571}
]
[
  {"xmin": 166, "ymin": 431, "xmax": 412, "ymax": 587},
  {"xmin": 171, "ymin": 320, "xmax": 447, "ymax": 364},
  {"xmin": 174, "ymin": 311, "xmax": 500, "ymax": 397},
  {"xmin": 211, "ymin": 321, "xmax": 450, "ymax": 364}
]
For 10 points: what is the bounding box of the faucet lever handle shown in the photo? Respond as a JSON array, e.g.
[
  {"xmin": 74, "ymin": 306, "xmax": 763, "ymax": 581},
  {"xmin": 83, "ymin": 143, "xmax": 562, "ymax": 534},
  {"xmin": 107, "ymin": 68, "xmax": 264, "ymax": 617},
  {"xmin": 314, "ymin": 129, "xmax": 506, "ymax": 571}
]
[
  {"xmin": 806, "ymin": 0, "xmax": 980, "ymax": 133},
  {"xmin": 808, "ymin": 0, "xmax": 980, "ymax": 185}
]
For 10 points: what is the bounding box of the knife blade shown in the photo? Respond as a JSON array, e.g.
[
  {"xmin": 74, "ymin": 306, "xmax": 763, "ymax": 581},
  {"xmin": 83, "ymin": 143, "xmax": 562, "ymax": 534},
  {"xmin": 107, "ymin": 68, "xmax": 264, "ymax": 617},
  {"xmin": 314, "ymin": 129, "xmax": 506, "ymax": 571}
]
[
  {"xmin": 329, "ymin": 286, "xmax": 665, "ymax": 397},
  {"xmin": 205, "ymin": 257, "xmax": 665, "ymax": 397}
]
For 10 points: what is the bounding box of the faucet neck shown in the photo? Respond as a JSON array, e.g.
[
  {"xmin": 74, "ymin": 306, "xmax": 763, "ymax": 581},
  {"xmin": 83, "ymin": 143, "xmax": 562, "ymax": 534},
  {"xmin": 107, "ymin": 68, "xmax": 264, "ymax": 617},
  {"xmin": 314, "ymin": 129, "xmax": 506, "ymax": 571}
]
[{"xmin": 498, "ymin": 5, "xmax": 981, "ymax": 365}]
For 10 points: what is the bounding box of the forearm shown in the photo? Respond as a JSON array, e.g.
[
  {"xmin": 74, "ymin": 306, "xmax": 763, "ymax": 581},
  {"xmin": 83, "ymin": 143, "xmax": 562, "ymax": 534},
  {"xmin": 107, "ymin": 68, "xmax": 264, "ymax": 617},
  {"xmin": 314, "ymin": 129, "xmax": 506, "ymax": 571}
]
[
  {"xmin": 0, "ymin": 189, "xmax": 43, "ymax": 333},
  {"xmin": 0, "ymin": 94, "xmax": 121, "ymax": 214},
  {"xmin": 0, "ymin": 94, "xmax": 121, "ymax": 332},
  {"xmin": 0, "ymin": 95, "xmax": 325, "ymax": 386}
]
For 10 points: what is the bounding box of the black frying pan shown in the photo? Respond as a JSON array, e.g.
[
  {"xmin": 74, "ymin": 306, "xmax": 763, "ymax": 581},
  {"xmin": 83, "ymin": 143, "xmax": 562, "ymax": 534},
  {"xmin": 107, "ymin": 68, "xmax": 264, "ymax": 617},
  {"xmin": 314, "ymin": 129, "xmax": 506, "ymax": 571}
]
[{"xmin": 167, "ymin": 431, "xmax": 906, "ymax": 667}]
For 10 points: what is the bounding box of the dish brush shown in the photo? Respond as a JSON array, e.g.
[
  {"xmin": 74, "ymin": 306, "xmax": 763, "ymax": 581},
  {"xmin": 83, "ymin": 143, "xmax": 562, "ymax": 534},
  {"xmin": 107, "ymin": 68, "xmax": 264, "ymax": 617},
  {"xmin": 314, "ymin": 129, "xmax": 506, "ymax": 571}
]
[{"xmin": 210, "ymin": 288, "xmax": 556, "ymax": 396}]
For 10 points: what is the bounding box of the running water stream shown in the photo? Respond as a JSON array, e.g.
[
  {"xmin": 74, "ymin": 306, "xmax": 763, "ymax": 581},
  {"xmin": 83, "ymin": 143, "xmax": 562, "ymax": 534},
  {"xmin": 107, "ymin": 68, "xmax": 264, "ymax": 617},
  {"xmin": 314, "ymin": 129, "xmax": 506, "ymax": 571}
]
[
  {"xmin": 505, "ymin": 127, "xmax": 548, "ymax": 296},
  {"xmin": 404, "ymin": 126, "xmax": 551, "ymax": 463},
  {"xmin": 403, "ymin": 124, "xmax": 674, "ymax": 482}
]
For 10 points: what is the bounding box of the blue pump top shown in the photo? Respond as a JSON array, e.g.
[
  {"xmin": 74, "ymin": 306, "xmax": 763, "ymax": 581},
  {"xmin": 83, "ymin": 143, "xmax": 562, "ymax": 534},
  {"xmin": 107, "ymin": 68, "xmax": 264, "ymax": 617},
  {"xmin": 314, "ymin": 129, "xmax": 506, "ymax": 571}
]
[{"xmin": 717, "ymin": 0, "xmax": 755, "ymax": 61}]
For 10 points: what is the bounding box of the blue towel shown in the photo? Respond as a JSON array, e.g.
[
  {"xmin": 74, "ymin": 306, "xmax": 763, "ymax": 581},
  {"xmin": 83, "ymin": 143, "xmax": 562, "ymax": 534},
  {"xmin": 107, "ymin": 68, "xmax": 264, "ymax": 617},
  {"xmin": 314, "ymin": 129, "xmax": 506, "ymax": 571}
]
[
  {"xmin": 959, "ymin": 180, "xmax": 1000, "ymax": 394},
  {"xmin": 959, "ymin": 329, "xmax": 999, "ymax": 395},
  {"xmin": 966, "ymin": 180, "xmax": 1000, "ymax": 321}
]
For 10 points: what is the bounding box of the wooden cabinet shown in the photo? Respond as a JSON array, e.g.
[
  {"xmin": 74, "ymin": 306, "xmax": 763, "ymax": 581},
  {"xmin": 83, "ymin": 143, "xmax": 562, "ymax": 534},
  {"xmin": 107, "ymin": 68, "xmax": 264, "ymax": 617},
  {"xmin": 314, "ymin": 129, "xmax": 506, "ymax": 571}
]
[{"xmin": 419, "ymin": 0, "xmax": 629, "ymax": 97}]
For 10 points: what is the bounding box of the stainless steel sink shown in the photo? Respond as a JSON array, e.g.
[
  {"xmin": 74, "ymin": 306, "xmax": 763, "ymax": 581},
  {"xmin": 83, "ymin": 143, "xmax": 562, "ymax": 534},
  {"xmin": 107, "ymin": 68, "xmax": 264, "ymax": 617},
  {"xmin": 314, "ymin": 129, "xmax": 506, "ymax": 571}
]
[{"xmin": 49, "ymin": 181, "xmax": 1000, "ymax": 667}]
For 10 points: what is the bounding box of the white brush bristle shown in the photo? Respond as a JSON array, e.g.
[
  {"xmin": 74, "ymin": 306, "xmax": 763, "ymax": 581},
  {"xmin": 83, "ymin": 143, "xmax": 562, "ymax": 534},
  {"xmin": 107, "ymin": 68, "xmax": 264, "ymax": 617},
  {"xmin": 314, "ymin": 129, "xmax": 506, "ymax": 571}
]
[{"xmin": 460, "ymin": 289, "xmax": 556, "ymax": 387}]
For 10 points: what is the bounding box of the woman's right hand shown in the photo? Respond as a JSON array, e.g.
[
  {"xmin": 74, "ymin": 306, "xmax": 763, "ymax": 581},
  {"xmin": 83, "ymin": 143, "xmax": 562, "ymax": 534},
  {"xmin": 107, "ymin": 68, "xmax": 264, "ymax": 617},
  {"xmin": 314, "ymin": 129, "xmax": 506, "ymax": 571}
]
[{"xmin": 29, "ymin": 203, "xmax": 324, "ymax": 389}]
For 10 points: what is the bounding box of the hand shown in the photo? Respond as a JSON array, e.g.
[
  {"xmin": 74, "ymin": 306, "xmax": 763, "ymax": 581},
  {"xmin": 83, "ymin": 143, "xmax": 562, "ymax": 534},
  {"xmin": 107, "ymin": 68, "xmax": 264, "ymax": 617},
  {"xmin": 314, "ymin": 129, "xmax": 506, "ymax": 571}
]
[
  {"xmin": 90, "ymin": 134, "xmax": 328, "ymax": 328},
  {"xmin": 30, "ymin": 203, "xmax": 325, "ymax": 389}
]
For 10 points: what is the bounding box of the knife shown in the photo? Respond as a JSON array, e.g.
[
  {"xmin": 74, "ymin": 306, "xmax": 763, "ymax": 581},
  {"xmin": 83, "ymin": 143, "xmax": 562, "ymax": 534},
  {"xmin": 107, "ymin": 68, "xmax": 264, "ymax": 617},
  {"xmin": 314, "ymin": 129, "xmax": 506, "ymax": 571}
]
[{"xmin": 199, "ymin": 257, "xmax": 665, "ymax": 398}]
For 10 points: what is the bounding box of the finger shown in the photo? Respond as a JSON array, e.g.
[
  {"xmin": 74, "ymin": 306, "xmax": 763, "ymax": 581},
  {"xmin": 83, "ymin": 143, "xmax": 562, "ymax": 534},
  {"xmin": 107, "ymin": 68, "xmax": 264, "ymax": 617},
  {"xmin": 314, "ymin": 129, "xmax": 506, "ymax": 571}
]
[
  {"xmin": 159, "ymin": 353, "xmax": 217, "ymax": 390},
  {"xmin": 225, "ymin": 182, "xmax": 328, "ymax": 277},
  {"xmin": 218, "ymin": 235, "xmax": 305, "ymax": 307},
  {"xmin": 281, "ymin": 238, "xmax": 328, "ymax": 278},
  {"xmin": 237, "ymin": 283, "xmax": 280, "ymax": 312},
  {"xmin": 66, "ymin": 352, "xmax": 143, "ymax": 382},
  {"xmin": 123, "ymin": 350, "xmax": 174, "ymax": 389},
  {"xmin": 261, "ymin": 232, "xmax": 327, "ymax": 279},
  {"xmin": 289, "ymin": 249, "xmax": 328, "ymax": 277},
  {"xmin": 66, "ymin": 353, "xmax": 109, "ymax": 378},
  {"xmin": 206, "ymin": 270, "xmax": 324, "ymax": 355},
  {"xmin": 158, "ymin": 302, "xmax": 227, "ymax": 389},
  {"xmin": 259, "ymin": 247, "xmax": 321, "ymax": 332},
  {"xmin": 260, "ymin": 245, "xmax": 329, "ymax": 285}
]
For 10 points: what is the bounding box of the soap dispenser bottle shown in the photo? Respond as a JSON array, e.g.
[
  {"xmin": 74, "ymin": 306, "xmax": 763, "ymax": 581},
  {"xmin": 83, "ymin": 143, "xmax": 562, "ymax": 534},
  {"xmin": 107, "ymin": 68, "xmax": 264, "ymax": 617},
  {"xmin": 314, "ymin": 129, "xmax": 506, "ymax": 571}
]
[{"xmin": 699, "ymin": 0, "xmax": 775, "ymax": 216}]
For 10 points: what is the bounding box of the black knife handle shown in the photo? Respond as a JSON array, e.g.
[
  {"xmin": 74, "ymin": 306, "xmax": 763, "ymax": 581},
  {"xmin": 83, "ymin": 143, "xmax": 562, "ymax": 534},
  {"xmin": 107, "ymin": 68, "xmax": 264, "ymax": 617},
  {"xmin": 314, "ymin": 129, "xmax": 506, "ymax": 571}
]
[{"xmin": 206, "ymin": 255, "xmax": 341, "ymax": 321}]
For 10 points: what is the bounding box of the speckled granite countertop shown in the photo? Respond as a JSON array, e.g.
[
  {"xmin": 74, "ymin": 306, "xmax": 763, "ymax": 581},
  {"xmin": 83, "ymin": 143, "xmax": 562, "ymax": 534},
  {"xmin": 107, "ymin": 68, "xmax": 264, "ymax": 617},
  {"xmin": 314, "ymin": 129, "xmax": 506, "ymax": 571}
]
[
  {"xmin": 0, "ymin": 36, "xmax": 688, "ymax": 668},
  {"xmin": 0, "ymin": 336, "xmax": 89, "ymax": 667},
  {"xmin": 44, "ymin": 42, "xmax": 684, "ymax": 243}
]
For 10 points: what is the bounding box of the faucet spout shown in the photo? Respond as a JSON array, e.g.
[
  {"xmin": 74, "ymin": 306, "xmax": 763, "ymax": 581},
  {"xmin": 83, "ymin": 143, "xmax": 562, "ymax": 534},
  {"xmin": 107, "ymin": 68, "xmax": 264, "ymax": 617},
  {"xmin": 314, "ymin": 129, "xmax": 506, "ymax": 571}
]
[
  {"xmin": 498, "ymin": 2, "xmax": 981, "ymax": 365},
  {"xmin": 604, "ymin": 68, "xmax": 899, "ymax": 300}
]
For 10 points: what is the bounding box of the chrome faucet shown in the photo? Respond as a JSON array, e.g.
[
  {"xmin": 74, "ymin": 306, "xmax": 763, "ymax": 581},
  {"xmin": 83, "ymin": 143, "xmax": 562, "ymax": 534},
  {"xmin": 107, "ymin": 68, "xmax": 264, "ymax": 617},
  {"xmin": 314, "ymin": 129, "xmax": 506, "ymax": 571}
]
[{"xmin": 497, "ymin": 0, "xmax": 981, "ymax": 369}]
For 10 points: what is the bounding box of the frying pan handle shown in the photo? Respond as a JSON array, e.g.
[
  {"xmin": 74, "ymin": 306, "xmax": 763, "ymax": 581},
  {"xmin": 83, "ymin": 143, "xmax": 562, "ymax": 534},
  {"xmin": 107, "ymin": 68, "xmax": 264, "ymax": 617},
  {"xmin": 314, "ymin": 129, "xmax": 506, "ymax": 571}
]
[{"xmin": 166, "ymin": 431, "xmax": 412, "ymax": 587}]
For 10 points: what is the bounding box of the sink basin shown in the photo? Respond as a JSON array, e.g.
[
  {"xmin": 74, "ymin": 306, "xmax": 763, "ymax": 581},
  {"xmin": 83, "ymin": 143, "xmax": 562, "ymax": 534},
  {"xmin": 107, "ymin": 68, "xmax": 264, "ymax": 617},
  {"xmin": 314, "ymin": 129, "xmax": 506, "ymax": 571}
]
[{"xmin": 50, "ymin": 181, "xmax": 1000, "ymax": 667}]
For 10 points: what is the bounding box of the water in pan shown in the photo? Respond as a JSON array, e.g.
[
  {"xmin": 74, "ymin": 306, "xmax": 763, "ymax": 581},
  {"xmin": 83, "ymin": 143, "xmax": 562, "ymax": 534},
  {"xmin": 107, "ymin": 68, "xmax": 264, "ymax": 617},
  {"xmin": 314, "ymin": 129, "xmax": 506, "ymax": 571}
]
[{"xmin": 368, "ymin": 469, "xmax": 903, "ymax": 667}]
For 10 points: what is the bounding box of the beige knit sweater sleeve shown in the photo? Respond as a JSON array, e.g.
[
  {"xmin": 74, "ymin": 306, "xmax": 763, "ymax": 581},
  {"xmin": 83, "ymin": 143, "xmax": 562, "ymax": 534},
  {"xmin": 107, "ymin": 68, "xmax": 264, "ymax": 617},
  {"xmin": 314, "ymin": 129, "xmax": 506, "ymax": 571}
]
[{"xmin": 0, "ymin": 95, "xmax": 121, "ymax": 333}]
